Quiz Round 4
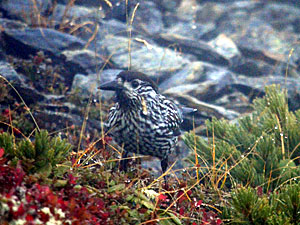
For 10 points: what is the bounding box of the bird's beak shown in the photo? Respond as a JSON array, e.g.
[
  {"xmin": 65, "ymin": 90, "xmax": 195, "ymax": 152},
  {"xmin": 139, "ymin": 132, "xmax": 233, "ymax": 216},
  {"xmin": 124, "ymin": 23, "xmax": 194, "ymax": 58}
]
[{"xmin": 98, "ymin": 80, "xmax": 122, "ymax": 91}]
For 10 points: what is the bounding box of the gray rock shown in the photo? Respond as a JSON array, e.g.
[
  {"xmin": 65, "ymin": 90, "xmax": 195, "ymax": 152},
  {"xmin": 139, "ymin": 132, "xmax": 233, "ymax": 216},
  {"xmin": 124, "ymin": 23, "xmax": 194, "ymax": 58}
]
[
  {"xmin": 155, "ymin": 33, "xmax": 228, "ymax": 66},
  {"xmin": 72, "ymin": 73, "xmax": 99, "ymax": 97},
  {"xmin": 0, "ymin": 18, "xmax": 28, "ymax": 30},
  {"xmin": 99, "ymin": 35, "xmax": 190, "ymax": 77},
  {"xmin": 234, "ymin": 75, "xmax": 300, "ymax": 93},
  {"xmin": 230, "ymin": 57, "xmax": 298, "ymax": 78},
  {"xmin": 176, "ymin": 0, "xmax": 202, "ymax": 22},
  {"xmin": 208, "ymin": 34, "xmax": 241, "ymax": 63},
  {"xmin": 0, "ymin": 0, "xmax": 52, "ymax": 25},
  {"xmin": 3, "ymin": 28, "xmax": 86, "ymax": 57},
  {"xmin": 51, "ymin": 3, "xmax": 104, "ymax": 26},
  {"xmin": 132, "ymin": 1, "xmax": 163, "ymax": 35},
  {"xmin": 157, "ymin": 0, "xmax": 182, "ymax": 12},
  {"xmin": 169, "ymin": 92, "xmax": 239, "ymax": 120},
  {"xmin": 164, "ymin": 21, "xmax": 215, "ymax": 41},
  {"xmin": 71, "ymin": 69, "xmax": 122, "ymax": 98},
  {"xmin": 217, "ymin": 8, "xmax": 300, "ymax": 69},
  {"xmin": 62, "ymin": 49, "xmax": 107, "ymax": 73},
  {"xmin": 159, "ymin": 61, "xmax": 234, "ymax": 91},
  {"xmin": 0, "ymin": 59, "xmax": 45, "ymax": 104},
  {"xmin": 256, "ymin": 3, "xmax": 300, "ymax": 33},
  {"xmin": 0, "ymin": 60, "xmax": 24, "ymax": 83}
]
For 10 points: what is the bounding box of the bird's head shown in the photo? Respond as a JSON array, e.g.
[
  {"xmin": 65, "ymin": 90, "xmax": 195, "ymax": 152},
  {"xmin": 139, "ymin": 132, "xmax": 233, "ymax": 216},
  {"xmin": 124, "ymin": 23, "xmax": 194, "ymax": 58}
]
[{"xmin": 99, "ymin": 71, "xmax": 158, "ymax": 108}]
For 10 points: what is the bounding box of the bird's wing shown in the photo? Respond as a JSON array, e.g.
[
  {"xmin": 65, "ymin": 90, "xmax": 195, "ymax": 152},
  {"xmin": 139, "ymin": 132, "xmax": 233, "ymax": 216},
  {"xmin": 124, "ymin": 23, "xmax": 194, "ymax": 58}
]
[
  {"xmin": 106, "ymin": 103, "xmax": 119, "ymax": 132},
  {"xmin": 157, "ymin": 96, "xmax": 183, "ymax": 136}
]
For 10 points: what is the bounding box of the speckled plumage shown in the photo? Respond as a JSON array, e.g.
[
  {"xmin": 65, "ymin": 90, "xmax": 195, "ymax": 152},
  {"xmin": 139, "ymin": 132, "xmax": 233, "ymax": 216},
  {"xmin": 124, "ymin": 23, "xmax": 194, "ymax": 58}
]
[{"xmin": 99, "ymin": 71, "xmax": 183, "ymax": 174}]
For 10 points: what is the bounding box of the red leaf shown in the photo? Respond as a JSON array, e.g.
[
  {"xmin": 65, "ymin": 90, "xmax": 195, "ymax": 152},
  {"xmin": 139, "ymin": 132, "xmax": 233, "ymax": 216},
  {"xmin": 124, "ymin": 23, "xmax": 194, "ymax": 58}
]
[
  {"xmin": 104, "ymin": 136, "xmax": 112, "ymax": 143},
  {"xmin": 257, "ymin": 186, "xmax": 263, "ymax": 197},
  {"xmin": 101, "ymin": 211, "xmax": 109, "ymax": 219},
  {"xmin": 196, "ymin": 200, "xmax": 203, "ymax": 207},
  {"xmin": 216, "ymin": 219, "xmax": 223, "ymax": 225},
  {"xmin": 25, "ymin": 214, "xmax": 34, "ymax": 222},
  {"xmin": 47, "ymin": 193, "xmax": 58, "ymax": 205},
  {"xmin": 33, "ymin": 55, "xmax": 44, "ymax": 65},
  {"xmin": 2, "ymin": 109, "xmax": 10, "ymax": 118},
  {"xmin": 0, "ymin": 148, "xmax": 4, "ymax": 158},
  {"xmin": 179, "ymin": 207, "xmax": 184, "ymax": 216},
  {"xmin": 68, "ymin": 174, "xmax": 77, "ymax": 185},
  {"xmin": 158, "ymin": 194, "xmax": 167, "ymax": 201},
  {"xmin": 13, "ymin": 128, "xmax": 21, "ymax": 135},
  {"xmin": 38, "ymin": 211, "xmax": 50, "ymax": 223},
  {"xmin": 14, "ymin": 203, "xmax": 25, "ymax": 217}
]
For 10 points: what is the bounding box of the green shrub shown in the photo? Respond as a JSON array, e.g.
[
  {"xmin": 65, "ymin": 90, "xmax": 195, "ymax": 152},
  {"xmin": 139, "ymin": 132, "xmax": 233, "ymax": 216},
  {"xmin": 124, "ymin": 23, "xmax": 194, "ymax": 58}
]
[
  {"xmin": 223, "ymin": 182, "xmax": 300, "ymax": 224},
  {"xmin": 183, "ymin": 85, "xmax": 300, "ymax": 191},
  {"xmin": 0, "ymin": 130, "xmax": 72, "ymax": 176}
]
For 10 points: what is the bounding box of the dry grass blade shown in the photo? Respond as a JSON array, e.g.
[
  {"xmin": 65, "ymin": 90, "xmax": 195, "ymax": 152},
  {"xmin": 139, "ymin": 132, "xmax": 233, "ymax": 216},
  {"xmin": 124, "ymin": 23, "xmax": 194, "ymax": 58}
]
[
  {"xmin": 0, "ymin": 74, "xmax": 40, "ymax": 131},
  {"xmin": 59, "ymin": 0, "xmax": 76, "ymax": 31},
  {"xmin": 83, "ymin": 22, "xmax": 99, "ymax": 49},
  {"xmin": 31, "ymin": 0, "xmax": 41, "ymax": 26},
  {"xmin": 163, "ymin": 178, "xmax": 200, "ymax": 214},
  {"xmin": 275, "ymin": 114, "xmax": 285, "ymax": 159},
  {"xmin": 127, "ymin": 2, "xmax": 140, "ymax": 70},
  {"xmin": 142, "ymin": 160, "xmax": 177, "ymax": 189},
  {"xmin": 103, "ymin": 0, "xmax": 113, "ymax": 8},
  {"xmin": 192, "ymin": 118, "xmax": 199, "ymax": 182}
]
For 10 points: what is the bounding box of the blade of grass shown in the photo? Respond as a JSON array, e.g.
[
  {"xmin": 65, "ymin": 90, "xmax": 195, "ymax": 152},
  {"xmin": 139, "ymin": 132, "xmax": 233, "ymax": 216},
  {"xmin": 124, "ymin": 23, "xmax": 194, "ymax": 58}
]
[
  {"xmin": 0, "ymin": 74, "xmax": 40, "ymax": 131},
  {"xmin": 127, "ymin": 2, "xmax": 140, "ymax": 70}
]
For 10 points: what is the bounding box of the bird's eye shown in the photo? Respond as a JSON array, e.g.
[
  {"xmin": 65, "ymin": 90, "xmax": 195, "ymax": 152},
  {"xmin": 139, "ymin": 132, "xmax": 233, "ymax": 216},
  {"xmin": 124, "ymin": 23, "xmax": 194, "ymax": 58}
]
[{"xmin": 131, "ymin": 80, "xmax": 139, "ymax": 88}]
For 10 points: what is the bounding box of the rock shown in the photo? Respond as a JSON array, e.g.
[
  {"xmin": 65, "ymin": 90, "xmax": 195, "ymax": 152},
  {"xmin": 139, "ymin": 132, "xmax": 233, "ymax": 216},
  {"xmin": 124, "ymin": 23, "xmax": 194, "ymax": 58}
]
[
  {"xmin": 0, "ymin": 59, "xmax": 24, "ymax": 83},
  {"xmin": 0, "ymin": 18, "xmax": 28, "ymax": 30},
  {"xmin": 13, "ymin": 84, "xmax": 45, "ymax": 104},
  {"xmin": 176, "ymin": 0, "xmax": 201, "ymax": 22},
  {"xmin": 71, "ymin": 69, "xmax": 122, "ymax": 98},
  {"xmin": 208, "ymin": 34, "xmax": 241, "ymax": 64},
  {"xmin": 80, "ymin": 19, "xmax": 133, "ymax": 49},
  {"xmin": 159, "ymin": 61, "xmax": 234, "ymax": 91},
  {"xmin": 0, "ymin": 0, "xmax": 52, "ymax": 25},
  {"xmin": 62, "ymin": 49, "xmax": 107, "ymax": 73},
  {"xmin": 233, "ymin": 75, "xmax": 300, "ymax": 109},
  {"xmin": 99, "ymin": 35, "xmax": 190, "ymax": 77},
  {"xmin": 33, "ymin": 108, "xmax": 101, "ymax": 132},
  {"xmin": 164, "ymin": 21, "xmax": 215, "ymax": 41},
  {"xmin": 214, "ymin": 91, "xmax": 254, "ymax": 114},
  {"xmin": 156, "ymin": 0, "xmax": 182, "ymax": 12},
  {"xmin": 103, "ymin": 0, "xmax": 132, "ymax": 22},
  {"xmin": 229, "ymin": 57, "xmax": 298, "ymax": 78},
  {"xmin": 256, "ymin": 3, "xmax": 300, "ymax": 33},
  {"xmin": 51, "ymin": 3, "xmax": 104, "ymax": 26},
  {"xmin": 132, "ymin": 1, "xmax": 163, "ymax": 35},
  {"xmin": 195, "ymin": 2, "xmax": 227, "ymax": 25},
  {"xmin": 1, "ymin": 0, "xmax": 300, "ymax": 148},
  {"xmin": 169, "ymin": 92, "xmax": 240, "ymax": 120},
  {"xmin": 155, "ymin": 33, "xmax": 229, "ymax": 66},
  {"xmin": 0, "ymin": 58, "xmax": 46, "ymax": 104},
  {"xmin": 72, "ymin": 73, "xmax": 99, "ymax": 97},
  {"xmin": 216, "ymin": 5, "xmax": 300, "ymax": 69},
  {"xmin": 3, "ymin": 28, "xmax": 86, "ymax": 58},
  {"xmin": 237, "ymin": 19, "xmax": 299, "ymax": 66}
]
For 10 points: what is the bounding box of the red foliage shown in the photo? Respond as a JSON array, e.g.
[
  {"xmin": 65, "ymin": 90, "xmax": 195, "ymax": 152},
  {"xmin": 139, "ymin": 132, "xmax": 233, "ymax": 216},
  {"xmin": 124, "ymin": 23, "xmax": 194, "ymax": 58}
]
[
  {"xmin": 156, "ymin": 186, "xmax": 223, "ymax": 224},
  {"xmin": 0, "ymin": 148, "xmax": 4, "ymax": 158},
  {"xmin": 158, "ymin": 194, "xmax": 168, "ymax": 201},
  {"xmin": 2, "ymin": 108, "xmax": 10, "ymax": 119},
  {"xmin": 0, "ymin": 163, "xmax": 25, "ymax": 194},
  {"xmin": 0, "ymin": 152, "xmax": 223, "ymax": 224},
  {"xmin": 0, "ymin": 163, "xmax": 110, "ymax": 224}
]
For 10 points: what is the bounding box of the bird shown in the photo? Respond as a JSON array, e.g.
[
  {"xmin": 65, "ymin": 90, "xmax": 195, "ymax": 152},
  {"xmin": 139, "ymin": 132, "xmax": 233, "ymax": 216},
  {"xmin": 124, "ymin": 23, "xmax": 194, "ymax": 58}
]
[{"xmin": 99, "ymin": 71, "xmax": 193, "ymax": 180}]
